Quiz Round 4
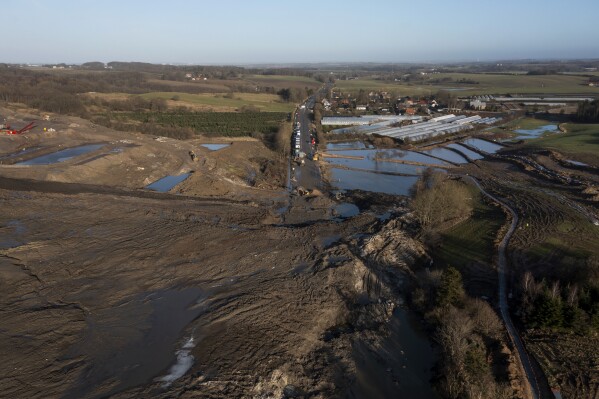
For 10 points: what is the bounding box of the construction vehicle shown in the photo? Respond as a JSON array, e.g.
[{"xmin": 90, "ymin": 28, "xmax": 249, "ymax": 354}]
[{"xmin": 1, "ymin": 121, "xmax": 36, "ymax": 135}]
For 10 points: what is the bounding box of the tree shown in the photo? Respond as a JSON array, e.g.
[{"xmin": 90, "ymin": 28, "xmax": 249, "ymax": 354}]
[
  {"xmin": 437, "ymin": 266, "xmax": 465, "ymax": 308},
  {"xmin": 530, "ymin": 292, "xmax": 563, "ymax": 328},
  {"xmin": 410, "ymin": 170, "xmax": 472, "ymax": 233},
  {"xmin": 468, "ymin": 298, "xmax": 503, "ymax": 339},
  {"xmin": 277, "ymin": 88, "xmax": 292, "ymax": 102}
]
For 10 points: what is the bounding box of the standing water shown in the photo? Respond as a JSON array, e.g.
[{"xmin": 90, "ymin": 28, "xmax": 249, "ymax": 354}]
[{"xmin": 16, "ymin": 144, "xmax": 105, "ymax": 165}]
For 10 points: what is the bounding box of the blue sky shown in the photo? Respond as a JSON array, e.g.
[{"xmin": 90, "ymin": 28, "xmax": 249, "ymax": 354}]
[{"xmin": 2, "ymin": 0, "xmax": 598, "ymax": 64}]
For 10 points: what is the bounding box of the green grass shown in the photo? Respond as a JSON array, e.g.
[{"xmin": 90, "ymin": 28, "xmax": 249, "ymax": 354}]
[
  {"xmin": 138, "ymin": 92, "xmax": 295, "ymax": 112},
  {"xmin": 505, "ymin": 117, "xmax": 554, "ymax": 130},
  {"xmin": 523, "ymin": 122, "xmax": 599, "ymax": 161},
  {"xmin": 526, "ymin": 216, "xmax": 599, "ymax": 265},
  {"xmin": 335, "ymin": 73, "xmax": 599, "ymax": 97},
  {"xmin": 435, "ymin": 188, "xmax": 505, "ymax": 268}
]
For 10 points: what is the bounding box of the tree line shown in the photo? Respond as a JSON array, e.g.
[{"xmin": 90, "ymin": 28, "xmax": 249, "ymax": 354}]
[{"xmin": 576, "ymin": 99, "xmax": 599, "ymax": 122}]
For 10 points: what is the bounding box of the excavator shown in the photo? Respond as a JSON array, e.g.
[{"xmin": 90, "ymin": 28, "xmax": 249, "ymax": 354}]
[{"xmin": 1, "ymin": 121, "xmax": 36, "ymax": 135}]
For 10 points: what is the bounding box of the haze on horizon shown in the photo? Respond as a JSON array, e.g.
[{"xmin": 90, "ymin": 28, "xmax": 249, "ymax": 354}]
[{"xmin": 3, "ymin": 0, "xmax": 599, "ymax": 65}]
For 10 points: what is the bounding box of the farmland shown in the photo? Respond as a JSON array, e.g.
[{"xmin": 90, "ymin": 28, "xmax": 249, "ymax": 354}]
[
  {"xmin": 524, "ymin": 122, "xmax": 599, "ymax": 162},
  {"xmin": 122, "ymin": 111, "xmax": 289, "ymax": 136},
  {"xmin": 335, "ymin": 73, "xmax": 599, "ymax": 96},
  {"xmin": 138, "ymin": 92, "xmax": 295, "ymax": 112}
]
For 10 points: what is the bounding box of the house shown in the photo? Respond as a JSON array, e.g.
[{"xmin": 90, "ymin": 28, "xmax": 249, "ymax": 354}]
[
  {"xmin": 405, "ymin": 107, "xmax": 416, "ymax": 115},
  {"xmin": 321, "ymin": 98, "xmax": 331, "ymax": 111},
  {"xmin": 470, "ymin": 99, "xmax": 486, "ymax": 110}
]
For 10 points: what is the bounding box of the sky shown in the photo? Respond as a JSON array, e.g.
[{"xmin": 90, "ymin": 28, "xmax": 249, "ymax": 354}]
[{"xmin": 2, "ymin": 0, "xmax": 599, "ymax": 65}]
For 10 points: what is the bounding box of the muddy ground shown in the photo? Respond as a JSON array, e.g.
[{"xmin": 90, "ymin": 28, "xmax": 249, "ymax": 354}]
[{"xmin": 0, "ymin": 105, "xmax": 437, "ymax": 399}]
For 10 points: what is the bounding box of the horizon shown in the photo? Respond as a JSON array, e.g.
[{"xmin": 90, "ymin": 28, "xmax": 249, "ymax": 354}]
[
  {"xmin": 3, "ymin": 0, "xmax": 599, "ymax": 64},
  {"xmin": 14, "ymin": 57, "xmax": 599, "ymax": 68}
]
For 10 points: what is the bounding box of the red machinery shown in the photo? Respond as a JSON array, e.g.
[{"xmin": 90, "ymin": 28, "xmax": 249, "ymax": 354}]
[{"xmin": 1, "ymin": 121, "xmax": 36, "ymax": 135}]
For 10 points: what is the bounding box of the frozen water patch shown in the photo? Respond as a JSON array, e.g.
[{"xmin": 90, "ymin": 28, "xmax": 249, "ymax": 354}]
[{"xmin": 157, "ymin": 336, "xmax": 196, "ymax": 387}]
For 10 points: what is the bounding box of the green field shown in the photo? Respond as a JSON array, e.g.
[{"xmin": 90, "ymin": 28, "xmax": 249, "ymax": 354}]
[
  {"xmin": 435, "ymin": 188, "xmax": 504, "ymax": 268},
  {"xmin": 139, "ymin": 92, "xmax": 295, "ymax": 112},
  {"xmin": 124, "ymin": 111, "xmax": 289, "ymax": 136},
  {"xmin": 524, "ymin": 122, "xmax": 599, "ymax": 162},
  {"xmin": 335, "ymin": 73, "xmax": 599, "ymax": 97}
]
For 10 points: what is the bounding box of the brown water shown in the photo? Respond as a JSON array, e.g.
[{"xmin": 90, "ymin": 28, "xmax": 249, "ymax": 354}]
[
  {"xmin": 349, "ymin": 307, "xmax": 438, "ymax": 398},
  {"xmin": 63, "ymin": 287, "xmax": 206, "ymax": 398}
]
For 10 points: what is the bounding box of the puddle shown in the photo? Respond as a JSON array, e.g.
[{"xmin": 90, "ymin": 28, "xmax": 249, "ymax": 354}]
[
  {"xmin": 65, "ymin": 287, "xmax": 205, "ymax": 398},
  {"xmin": 333, "ymin": 203, "xmax": 360, "ymax": 218},
  {"xmin": 201, "ymin": 144, "xmax": 230, "ymax": 151},
  {"xmin": 330, "ymin": 168, "xmax": 420, "ymax": 196},
  {"xmin": 291, "ymin": 262, "xmax": 310, "ymax": 275},
  {"xmin": 350, "ymin": 307, "xmax": 437, "ymax": 398},
  {"xmin": 146, "ymin": 173, "xmax": 191, "ymax": 192},
  {"xmin": 462, "ymin": 138, "xmax": 504, "ymax": 154},
  {"xmin": 566, "ymin": 159, "xmax": 588, "ymax": 167},
  {"xmin": 0, "ymin": 147, "xmax": 41, "ymax": 160},
  {"xmin": 512, "ymin": 124, "xmax": 558, "ymax": 140},
  {"xmin": 320, "ymin": 234, "xmax": 342, "ymax": 248},
  {"xmin": 376, "ymin": 212, "xmax": 392, "ymax": 221},
  {"xmin": 326, "ymin": 141, "xmax": 369, "ymax": 151},
  {"xmin": 418, "ymin": 147, "xmax": 469, "ymax": 164},
  {"xmin": 16, "ymin": 144, "xmax": 105, "ymax": 165},
  {"xmin": 446, "ymin": 143, "xmax": 484, "ymax": 160},
  {"xmin": 0, "ymin": 220, "xmax": 26, "ymax": 249}
]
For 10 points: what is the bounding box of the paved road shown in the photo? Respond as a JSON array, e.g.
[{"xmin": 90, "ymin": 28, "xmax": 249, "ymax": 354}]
[
  {"xmin": 294, "ymin": 97, "xmax": 322, "ymax": 191},
  {"xmin": 466, "ymin": 176, "xmax": 541, "ymax": 399}
]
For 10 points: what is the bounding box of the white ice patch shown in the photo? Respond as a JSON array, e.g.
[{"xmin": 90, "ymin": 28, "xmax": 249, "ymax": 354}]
[{"xmin": 157, "ymin": 336, "xmax": 196, "ymax": 387}]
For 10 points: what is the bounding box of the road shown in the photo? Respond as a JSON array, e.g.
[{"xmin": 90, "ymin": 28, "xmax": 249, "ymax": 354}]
[
  {"xmin": 293, "ymin": 96, "xmax": 322, "ymax": 191},
  {"xmin": 466, "ymin": 176, "xmax": 542, "ymax": 399}
]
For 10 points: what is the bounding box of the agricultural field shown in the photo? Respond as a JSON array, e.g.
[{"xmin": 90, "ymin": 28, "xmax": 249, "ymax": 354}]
[
  {"xmin": 524, "ymin": 122, "xmax": 599, "ymax": 163},
  {"xmin": 244, "ymin": 74, "xmax": 322, "ymax": 90},
  {"xmin": 122, "ymin": 111, "xmax": 289, "ymax": 136},
  {"xmin": 335, "ymin": 73, "xmax": 599, "ymax": 96},
  {"xmin": 139, "ymin": 92, "xmax": 295, "ymax": 112}
]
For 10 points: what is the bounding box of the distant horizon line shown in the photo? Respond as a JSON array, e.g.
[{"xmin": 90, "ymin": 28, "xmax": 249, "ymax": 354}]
[{"xmin": 7, "ymin": 57, "xmax": 599, "ymax": 68}]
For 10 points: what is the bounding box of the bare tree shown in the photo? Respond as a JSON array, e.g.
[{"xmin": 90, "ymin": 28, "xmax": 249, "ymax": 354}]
[
  {"xmin": 468, "ymin": 298, "xmax": 503, "ymax": 339},
  {"xmin": 549, "ymin": 280, "xmax": 561, "ymax": 301}
]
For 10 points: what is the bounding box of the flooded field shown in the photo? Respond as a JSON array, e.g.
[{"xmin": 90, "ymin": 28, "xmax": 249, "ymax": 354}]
[
  {"xmin": 326, "ymin": 141, "xmax": 370, "ymax": 151},
  {"xmin": 146, "ymin": 173, "xmax": 191, "ymax": 192},
  {"xmin": 462, "ymin": 138, "xmax": 504, "ymax": 154},
  {"xmin": 201, "ymin": 144, "xmax": 230, "ymax": 151},
  {"xmin": 446, "ymin": 143, "xmax": 484, "ymax": 160},
  {"xmin": 330, "ymin": 168, "xmax": 420, "ymax": 196},
  {"xmin": 16, "ymin": 144, "xmax": 105, "ymax": 165},
  {"xmin": 325, "ymin": 149, "xmax": 448, "ymax": 175},
  {"xmin": 418, "ymin": 147, "xmax": 469, "ymax": 164},
  {"xmin": 512, "ymin": 124, "xmax": 558, "ymax": 140}
]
